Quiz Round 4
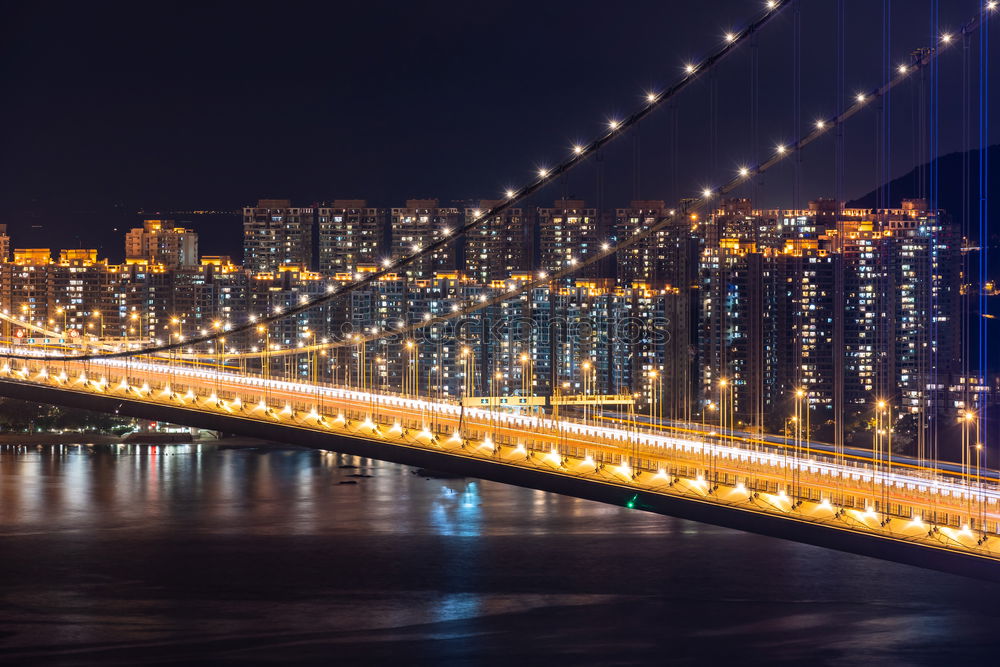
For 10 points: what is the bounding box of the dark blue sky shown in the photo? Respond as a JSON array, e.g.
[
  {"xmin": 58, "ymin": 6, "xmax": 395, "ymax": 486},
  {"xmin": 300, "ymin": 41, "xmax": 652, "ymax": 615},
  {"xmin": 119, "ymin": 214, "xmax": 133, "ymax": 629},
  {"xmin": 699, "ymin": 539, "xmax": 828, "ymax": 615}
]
[{"xmin": 1, "ymin": 0, "xmax": 997, "ymax": 259}]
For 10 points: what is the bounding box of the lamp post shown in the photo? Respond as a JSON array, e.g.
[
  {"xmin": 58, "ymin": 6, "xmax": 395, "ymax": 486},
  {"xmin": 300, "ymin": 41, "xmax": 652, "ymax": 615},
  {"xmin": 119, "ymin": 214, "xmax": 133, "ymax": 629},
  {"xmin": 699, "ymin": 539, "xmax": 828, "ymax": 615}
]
[
  {"xmin": 170, "ymin": 330, "xmax": 183, "ymax": 380},
  {"xmin": 520, "ymin": 352, "xmax": 532, "ymax": 397},
  {"xmin": 960, "ymin": 411, "xmax": 981, "ymax": 530},
  {"xmin": 460, "ymin": 346, "xmax": 474, "ymax": 400},
  {"xmin": 648, "ymin": 369, "xmax": 659, "ymax": 425},
  {"xmin": 702, "ymin": 400, "xmax": 715, "ymax": 432},
  {"xmin": 368, "ymin": 355, "xmax": 378, "ymax": 392},
  {"xmin": 874, "ymin": 399, "xmax": 892, "ymax": 520},
  {"xmin": 353, "ymin": 334, "xmax": 365, "ymax": 391},
  {"xmin": 492, "ymin": 370, "xmax": 503, "ymax": 401},
  {"xmin": 351, "ymin": 334, "xmax": 368, "ymax": 391},
  {"xmin": 128, "ymin": 312, "xmax": 140, "ymax": 344},
  {"xmin": 794, "ymin": 387, "xmax": 806, "ymax": 498},
  {"xmin": 582, "ymin": 360, "xmax": 593, "ymax": 424},
  {"xmin": 718, "ymin": 377, "xmax": 728, "ymax": 447},
  {"xmin": 961, "ymin": 411, "xmax": 972, "ymax": 486},
  {"xmin": 211, "ymin": 320, "xmax": 223, "ymax": 379},
  {"xmin": 976, "ymin": 440, "xmax": 984, "ymax": 536},
  {"xmin": 405, "ymin": 339, "xmax": 417, "ymax": 397},
  {"xmin": 258, "ymin": 325, "xmax": 269, "ymax": 380},
  {"xmin": 302, "ymin": 329, "xmax": 317, "ymax": 384},
  {"xmin": 491, "ymin": 369, "xmax": 503, "ymax": 439}
]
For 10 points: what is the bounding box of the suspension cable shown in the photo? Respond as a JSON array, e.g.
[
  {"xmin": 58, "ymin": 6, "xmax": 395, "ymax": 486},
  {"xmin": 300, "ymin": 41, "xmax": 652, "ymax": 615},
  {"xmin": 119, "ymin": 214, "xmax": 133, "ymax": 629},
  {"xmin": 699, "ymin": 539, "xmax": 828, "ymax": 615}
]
[
  {"xmin": 182, "ymin": 5, "xmax": 992, "ymax": 358},
  {"xmin": 0, "ymin": 1, "xmax": 793, "ymax": 363}
]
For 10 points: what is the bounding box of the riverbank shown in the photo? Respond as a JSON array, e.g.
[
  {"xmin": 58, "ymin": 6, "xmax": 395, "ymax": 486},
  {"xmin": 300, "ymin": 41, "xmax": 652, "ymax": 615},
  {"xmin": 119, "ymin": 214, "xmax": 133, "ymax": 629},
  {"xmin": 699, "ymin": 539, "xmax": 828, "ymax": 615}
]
[{"xmin": 0, "ymin": 432, "xmax": 288, "ymax": 447}]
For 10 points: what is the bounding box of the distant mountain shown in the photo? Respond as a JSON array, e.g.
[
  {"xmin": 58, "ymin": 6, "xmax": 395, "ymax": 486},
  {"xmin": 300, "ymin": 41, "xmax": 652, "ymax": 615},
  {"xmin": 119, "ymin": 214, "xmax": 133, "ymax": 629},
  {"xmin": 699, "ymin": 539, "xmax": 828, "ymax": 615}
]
[
  {"xmin": 852, "ymin": 145, "xmax": 999, "ymax": 375},
  {"xmin": 849, "ymin": 144, "xmax": 1000, "ymax": 238}
]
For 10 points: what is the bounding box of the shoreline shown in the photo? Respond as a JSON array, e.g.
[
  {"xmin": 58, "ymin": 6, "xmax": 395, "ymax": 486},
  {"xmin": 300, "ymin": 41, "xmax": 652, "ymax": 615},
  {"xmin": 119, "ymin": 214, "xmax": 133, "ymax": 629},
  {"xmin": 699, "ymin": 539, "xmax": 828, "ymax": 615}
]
[{"xmin": 0, "ymin": 432, "xmax": 290, "ymax": 448}]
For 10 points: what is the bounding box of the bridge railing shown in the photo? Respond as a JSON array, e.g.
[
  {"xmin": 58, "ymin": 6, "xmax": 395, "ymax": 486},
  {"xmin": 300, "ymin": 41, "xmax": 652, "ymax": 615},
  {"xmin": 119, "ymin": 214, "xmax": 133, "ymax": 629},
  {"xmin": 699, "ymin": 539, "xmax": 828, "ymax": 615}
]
[{"xmin": 5, "ymin": 351, "xmax": 999, "ymax": 537}]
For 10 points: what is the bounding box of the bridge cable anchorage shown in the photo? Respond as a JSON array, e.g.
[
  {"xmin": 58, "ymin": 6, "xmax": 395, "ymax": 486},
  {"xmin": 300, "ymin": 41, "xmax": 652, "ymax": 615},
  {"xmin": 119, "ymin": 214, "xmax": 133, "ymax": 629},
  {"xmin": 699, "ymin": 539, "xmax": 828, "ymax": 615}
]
[
  {"xmin": 0, "ymin": 0, "xmax": 793, "ymax": 363},
  {"xmin": 144, "ymin": 0, "xmax": 991, "ymax": 357}
]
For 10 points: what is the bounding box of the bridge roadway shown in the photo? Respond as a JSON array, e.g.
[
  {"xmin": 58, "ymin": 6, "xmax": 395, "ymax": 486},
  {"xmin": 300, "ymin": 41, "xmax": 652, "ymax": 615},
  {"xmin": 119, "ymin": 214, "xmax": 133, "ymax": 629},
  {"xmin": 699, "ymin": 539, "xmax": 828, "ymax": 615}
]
[
  {"xmin": 1, "ymin": 349, "xmax": 999, "ymax": 580},
  {"xmin": 598, "ymin": 412, "xmax": 997, "ymax": 482}
]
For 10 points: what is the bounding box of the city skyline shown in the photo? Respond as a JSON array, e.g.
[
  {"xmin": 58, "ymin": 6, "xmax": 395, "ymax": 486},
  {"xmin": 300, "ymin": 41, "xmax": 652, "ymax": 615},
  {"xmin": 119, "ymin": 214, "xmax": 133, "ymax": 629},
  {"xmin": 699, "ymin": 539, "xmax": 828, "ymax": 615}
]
[
  {"xmin": 0, "ymin": 190, "xmax": 989, "ymax": 468},
  {"xmin": 2, "ymin": 1, "xmax": 1000, "ymax": 661}
]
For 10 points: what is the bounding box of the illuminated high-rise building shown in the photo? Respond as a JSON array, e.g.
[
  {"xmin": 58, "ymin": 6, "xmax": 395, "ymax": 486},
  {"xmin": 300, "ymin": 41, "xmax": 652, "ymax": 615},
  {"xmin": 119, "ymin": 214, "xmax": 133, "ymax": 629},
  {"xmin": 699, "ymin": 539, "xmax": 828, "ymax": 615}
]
[
  {"xmin": 125, "ymin": 219, "xmax": 199, "ymax": 269},
  {"xmin": 464, "ymin": 200, "xmax": 531, "ymax": 282},
  {"xmin": 537, "ymin": 199, "xmax": 604, "ymax": 278},
  {"xmin": 242, "ymin": 199, "xmax": 315, "ymax": 273},
  {"xmin": 698, "ymin": 198, "xmax": 963, "ymax": 437},
  {"xmin": 389, "ymin": 200, "xmax": 461, "ymax": 279},
  {"xmin": 317, "ymin": 200, "xmax": 385, "ymax": 275},
  {"xmin": 614, "ymin": 200, "xmax": 699, "ymax": 288},
  {"xmin": 0, "ymin": 225, "xmax": 10, "ymax": 263}
]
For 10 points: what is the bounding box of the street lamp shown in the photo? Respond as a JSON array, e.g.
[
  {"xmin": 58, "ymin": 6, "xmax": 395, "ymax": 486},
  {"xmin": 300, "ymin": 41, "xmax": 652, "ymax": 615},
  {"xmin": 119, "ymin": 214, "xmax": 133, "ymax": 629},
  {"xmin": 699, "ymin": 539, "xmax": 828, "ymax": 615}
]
[
  {"xmin": 460, "ymin": 346, "xmax": 474, "ymax": 399},
  {"xmin": 718, "ymin": 377, "xmax": 729, "ymax": 446},
  {"xmin": 794, "ymin": 387, "xmax": 808, "ymax": 486},
  {"xmin": 374, "ymin": 355, "xmax": 386, "ymax": 391},
  {"xmin": 960, "ymin": 410, "xmax": 981, "ymax": 528},
  {"xmin": 873, "ymin": 399, "xmax": 892, "ymax": 521},
  {"xmin": 876, "ymin": 400, "xmax": 891, "ymax": 467},
  {"xmin": 976, "ymin": 441, "xmax": 984, "ymax": 534},
  {"xmin": 257, "ymin": 325, "xmax": 269, "ymax": 379},
  {"xmin": 648, "ymin": 369, "xmax": 659, "ymax": 424},
  {"xmin": 301, "ymin": 328, "xmax": 317, "ymax": 384},
  {"xmin": 702, "ymin": 400, "xmax": 717, "ymax": 433},
  {"xmin": 491, "ymin": 369, "xmax": 503, "ymax": 406},
  {"xmin": 405, "ymin": 339, "xmax": 418, "ymax": 396},
  {"xmin": 519, "ymin": 352, "xmax": 532, "ymax": 396},
  {"xmin": 582, "ymin": 360, "xmax": 594, "ymax": 423},
  {"xmin": 352, "ymin": 333, "xmax": 366, "ymax": 391}
]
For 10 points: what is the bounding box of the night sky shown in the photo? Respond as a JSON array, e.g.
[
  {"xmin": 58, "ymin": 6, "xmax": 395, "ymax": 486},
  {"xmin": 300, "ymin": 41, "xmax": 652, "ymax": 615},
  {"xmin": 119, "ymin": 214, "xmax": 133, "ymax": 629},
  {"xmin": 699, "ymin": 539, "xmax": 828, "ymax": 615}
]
[{"xmin": 2, "ymin": 0, "xmax": 997, "ymax": 260}]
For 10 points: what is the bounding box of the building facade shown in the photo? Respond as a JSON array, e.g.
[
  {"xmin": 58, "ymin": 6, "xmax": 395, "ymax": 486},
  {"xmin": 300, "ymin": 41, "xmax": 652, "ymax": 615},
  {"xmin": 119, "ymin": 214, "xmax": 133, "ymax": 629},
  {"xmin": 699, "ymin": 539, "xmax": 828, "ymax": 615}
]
[
  {"xmin": 242, "ymin": 199, "xmax": 315, "ymax": 273},
  {"xmin": 317, "ymin": 200, "xmax": 385, "ymax": 275},
  {"xmin": 125, "ymin": 219, "xmax": 199, "ymax": 268}
]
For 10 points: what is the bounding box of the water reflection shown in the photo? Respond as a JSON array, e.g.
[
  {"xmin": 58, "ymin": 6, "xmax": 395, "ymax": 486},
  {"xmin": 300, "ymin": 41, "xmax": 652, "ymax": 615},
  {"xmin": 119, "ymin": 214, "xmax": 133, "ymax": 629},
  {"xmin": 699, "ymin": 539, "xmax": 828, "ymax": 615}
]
[
  {"xmin": 0, "ymin": 442, "xmax": 997, "ymax": 664},
  {"xmin": 430, "ymin": 482, "xmax": 482, "ymax": 537}
]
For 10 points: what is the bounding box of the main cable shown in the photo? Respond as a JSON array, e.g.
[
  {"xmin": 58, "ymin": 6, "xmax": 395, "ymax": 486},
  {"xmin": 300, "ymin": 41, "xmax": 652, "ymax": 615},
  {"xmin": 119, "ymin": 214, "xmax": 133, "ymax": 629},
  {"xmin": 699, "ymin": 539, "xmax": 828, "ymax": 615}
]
[{"xmin": 0, "ymin": 1, "xmax": 793, "ymax": 363}]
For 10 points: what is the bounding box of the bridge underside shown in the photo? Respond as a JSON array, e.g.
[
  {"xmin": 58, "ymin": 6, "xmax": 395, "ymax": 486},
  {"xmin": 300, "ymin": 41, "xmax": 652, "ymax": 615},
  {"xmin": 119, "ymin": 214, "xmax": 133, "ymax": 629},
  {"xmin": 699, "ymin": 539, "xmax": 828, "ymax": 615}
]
[{"xmin": 0, "ymin": 377, "xmax": 996, "ymax": 583}]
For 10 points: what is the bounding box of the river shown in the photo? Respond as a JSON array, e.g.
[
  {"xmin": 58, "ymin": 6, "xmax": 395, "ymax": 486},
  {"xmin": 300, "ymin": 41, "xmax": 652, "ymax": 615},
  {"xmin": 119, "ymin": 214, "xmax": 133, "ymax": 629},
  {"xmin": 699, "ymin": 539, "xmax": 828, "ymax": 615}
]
[{"xmin": 0, "ymin": 442, "xmax": 997, "ymax": 665}]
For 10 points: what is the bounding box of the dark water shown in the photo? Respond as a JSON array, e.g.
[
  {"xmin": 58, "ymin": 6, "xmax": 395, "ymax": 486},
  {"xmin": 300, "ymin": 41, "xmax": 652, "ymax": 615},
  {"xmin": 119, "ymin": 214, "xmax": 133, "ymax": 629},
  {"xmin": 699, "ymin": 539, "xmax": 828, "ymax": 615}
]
[{"xmin": 0, "ymin": 443, "xmax": 997, "ymax": 665}]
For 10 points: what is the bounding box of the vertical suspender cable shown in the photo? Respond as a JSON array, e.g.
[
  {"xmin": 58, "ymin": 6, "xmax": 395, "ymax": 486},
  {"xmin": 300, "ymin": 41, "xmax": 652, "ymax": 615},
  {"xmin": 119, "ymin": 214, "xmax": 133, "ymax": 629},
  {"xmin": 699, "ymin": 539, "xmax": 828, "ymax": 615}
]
[
  {"xmin": 928, "ymin": 0, "xmax": 940, "ymax": 471},
  {"xmin": 751, "ymin": 27, "xmax": 763, "ymax": 432},
  {"xmin": 793, "ymin": 0, "xmax": 802, "ymax": 212},
  {"xmin": 834, "ymin": 0, "xmax": 846, "ymax": 484},
  {"xmin": 792, "ymin": 0, "xmax": 802, "ymax": 421},
  {"xmin": 962, "ymin": 23, "xmax": 972, "ymax": 439},
  {"xmin": 632, "ymin": 124, "xmax": 641, "ymax": 202},
  {"xmin": 978, "ymin": 2, "xmax": 990, "ymax": 491}
]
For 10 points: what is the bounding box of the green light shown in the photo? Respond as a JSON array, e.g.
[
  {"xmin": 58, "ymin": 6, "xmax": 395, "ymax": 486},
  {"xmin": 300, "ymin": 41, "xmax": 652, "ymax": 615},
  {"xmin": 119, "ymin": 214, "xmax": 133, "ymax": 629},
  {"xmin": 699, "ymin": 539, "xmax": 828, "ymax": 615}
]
[{"xmin": 626, "ymin": 494, "xmax": 638, "ymax": 509}]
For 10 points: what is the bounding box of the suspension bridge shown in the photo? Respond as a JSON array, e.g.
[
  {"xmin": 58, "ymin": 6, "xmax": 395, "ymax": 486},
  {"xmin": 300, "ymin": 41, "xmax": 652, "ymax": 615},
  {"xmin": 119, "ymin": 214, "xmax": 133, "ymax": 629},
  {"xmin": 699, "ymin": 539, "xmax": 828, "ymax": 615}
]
[{"xmin": 0, "ymin": 0, "xmax": 996, "ymax": 580}]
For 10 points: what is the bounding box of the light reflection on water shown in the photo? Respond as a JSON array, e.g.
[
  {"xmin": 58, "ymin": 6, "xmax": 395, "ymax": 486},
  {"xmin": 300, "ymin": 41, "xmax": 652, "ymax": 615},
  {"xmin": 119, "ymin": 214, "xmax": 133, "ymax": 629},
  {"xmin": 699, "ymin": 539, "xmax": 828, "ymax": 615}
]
[
  {"xmin": 431, "ymin": 483, "xmax": 482, "ymax": 538},
  {"xmin": 0, "ymin": 442, "xmax": 997, "ymax": 664}
]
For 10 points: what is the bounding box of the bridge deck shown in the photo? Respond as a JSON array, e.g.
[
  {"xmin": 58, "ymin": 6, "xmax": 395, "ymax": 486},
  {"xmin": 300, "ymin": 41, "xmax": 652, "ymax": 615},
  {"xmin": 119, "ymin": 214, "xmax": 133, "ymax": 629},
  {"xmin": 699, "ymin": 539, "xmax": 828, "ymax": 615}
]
[{"xmin": 0, "ymin": 351, "xmax": 998, "ymax": 580}]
